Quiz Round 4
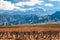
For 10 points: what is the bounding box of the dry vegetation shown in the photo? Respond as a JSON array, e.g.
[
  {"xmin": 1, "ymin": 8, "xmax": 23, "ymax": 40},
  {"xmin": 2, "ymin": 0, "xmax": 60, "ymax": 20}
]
[
  {"xmin": 0, "ymin": 24, "xmax": 60, "ymax": 28},
  {"xmin": 0, "ymin": 24, "xmax": 60, "ymax": 40}
]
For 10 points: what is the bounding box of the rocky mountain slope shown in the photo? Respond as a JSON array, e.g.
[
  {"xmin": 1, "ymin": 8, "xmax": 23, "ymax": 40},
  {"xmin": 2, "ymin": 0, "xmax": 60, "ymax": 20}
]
[{"xmin": 0, "ymin": 11, "xmax": 60, "ymax": 26}]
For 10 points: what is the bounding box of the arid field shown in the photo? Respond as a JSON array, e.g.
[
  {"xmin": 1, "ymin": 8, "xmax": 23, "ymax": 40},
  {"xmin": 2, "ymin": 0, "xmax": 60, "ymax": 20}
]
[
  {"xmin": 0, "ymin": 24, "xmax": 60, "ymax": 40},
  {"xmin": 0, "ymin": 24, "xmax": 60, "ymax": 31}
]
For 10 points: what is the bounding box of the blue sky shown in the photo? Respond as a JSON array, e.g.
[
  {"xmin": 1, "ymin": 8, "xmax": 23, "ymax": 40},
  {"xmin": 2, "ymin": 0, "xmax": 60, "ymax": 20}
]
[{"xmin": 0, "ymin": 0, "xmax": 60, "ymax": 15}]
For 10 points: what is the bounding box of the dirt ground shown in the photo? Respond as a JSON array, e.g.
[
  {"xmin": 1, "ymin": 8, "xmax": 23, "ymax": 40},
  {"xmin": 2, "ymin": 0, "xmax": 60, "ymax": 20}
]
[
  {"xmin": 0, "ymin": 24, "xmax": 60, "ymax": 32},
  {"xmin": 0, "ymin": 24, "xmax": 60, "ymax": 40}
]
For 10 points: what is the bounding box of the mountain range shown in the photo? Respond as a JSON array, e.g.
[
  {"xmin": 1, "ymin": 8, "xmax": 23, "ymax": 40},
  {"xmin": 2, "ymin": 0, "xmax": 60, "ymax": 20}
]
[{"xmin": 0, "ymin": 11, "xmax": 60, "ymax": 26}]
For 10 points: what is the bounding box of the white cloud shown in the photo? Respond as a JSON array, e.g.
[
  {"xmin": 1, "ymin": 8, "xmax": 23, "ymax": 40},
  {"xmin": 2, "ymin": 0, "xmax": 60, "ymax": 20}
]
[
  {"xmin": 45, "ymin": 3, "xmax": 54, "ymax": 7},
  {"xmin": 0, "ymin": 0, "xmax": 46, "ymax": 12},
  {"xmin": 15, "ymin": 7, "xmax": 46, "ymax": 12},
  {"xmin": 16, "ymin": 0, "xmax": 44, "ymax": 6},
  {"xmin": 49, "ymin": 0, "xmax": 60, "ymax": 2},
  {"xmin": 16, "ymin": 7, "xmax": 27, "ymax": 11},
  {"xmin": 0, "ymin": 0, "xmax": 16, "ymax": 10},
  {"xmin": 0, "ymin": 0, "xmax": 27, "ymax": 11}
]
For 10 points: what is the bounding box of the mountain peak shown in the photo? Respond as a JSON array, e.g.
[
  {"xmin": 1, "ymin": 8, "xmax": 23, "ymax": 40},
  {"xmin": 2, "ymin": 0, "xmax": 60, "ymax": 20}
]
[{"xmin": 55, "ymin": 11, "xmax": 60, "ymax": 14}]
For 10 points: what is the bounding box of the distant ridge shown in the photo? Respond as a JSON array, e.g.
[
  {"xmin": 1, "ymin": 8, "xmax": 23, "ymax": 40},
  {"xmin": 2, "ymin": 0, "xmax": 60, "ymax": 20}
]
[{"xmin": 0, "ymin": 11, "xmax": 60, "ymax": 26}]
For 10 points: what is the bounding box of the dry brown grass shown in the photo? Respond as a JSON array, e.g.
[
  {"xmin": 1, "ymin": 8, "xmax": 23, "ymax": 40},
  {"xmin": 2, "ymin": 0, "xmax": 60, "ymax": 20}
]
[
  {"xmin": 0, "ymin": 24, "xmax": 60, "ymax": 40},
  {"xmin": 0, "ymin": 24, "xmax": 60, "ymax": 32}
]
